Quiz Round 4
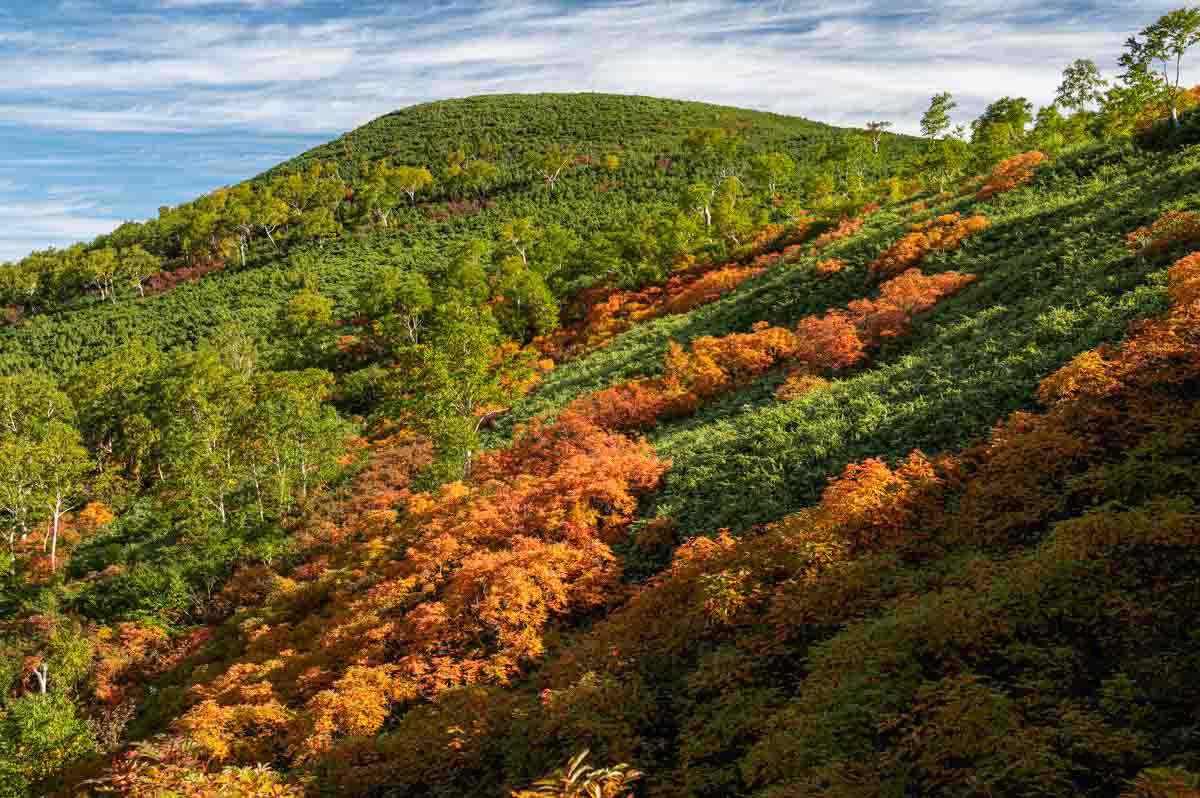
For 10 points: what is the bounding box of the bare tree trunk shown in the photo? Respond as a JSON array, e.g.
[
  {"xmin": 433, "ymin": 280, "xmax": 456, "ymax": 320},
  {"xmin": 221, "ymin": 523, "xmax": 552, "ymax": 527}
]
[{"xmin": 33, "ymin": 663, "xmax": 48, "ymax": 694}]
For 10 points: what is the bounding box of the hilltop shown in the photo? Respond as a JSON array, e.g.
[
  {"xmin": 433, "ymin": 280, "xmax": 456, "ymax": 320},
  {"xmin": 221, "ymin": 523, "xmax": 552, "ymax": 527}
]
[{"xmin": 2, "ymin": 36, "xmax": 1200, "ymax": 798}]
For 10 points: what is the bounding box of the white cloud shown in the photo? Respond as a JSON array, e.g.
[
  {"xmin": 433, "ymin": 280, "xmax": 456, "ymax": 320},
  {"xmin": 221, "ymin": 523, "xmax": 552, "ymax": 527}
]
[
  {"xmin": 0, "ymin": 199, "xmax": 125, "ymax": 261},
  {"xmin": 0, "ymin": 0, "xmax": 1191, "ymax": 137}
]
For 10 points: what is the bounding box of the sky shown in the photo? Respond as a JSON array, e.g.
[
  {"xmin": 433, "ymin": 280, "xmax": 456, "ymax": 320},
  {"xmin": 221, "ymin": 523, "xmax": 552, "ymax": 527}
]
[{"xmin": 0, "ymin": 0, "xmax": 1191, "ymax": 262}]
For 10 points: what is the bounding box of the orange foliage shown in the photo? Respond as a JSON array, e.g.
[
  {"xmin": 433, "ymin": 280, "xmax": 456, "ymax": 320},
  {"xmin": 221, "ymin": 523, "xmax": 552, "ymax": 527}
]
[
  {"xmin": 159, "ymin": 411, "xmax": 667, "ymax": 767},
  {"xmin": 870, "ymin": 213, "xmax": 988, "ymax": 279},
  {"xmin": 1126, "ymin": 211, "xmax": 1200, "ymax": 258},
  {"xmin": 94, "ymin": 738, "xmax": 302, "ymax": 797},
  {"xmin": 815, "ymin": 258, "xmax": 847, "ymax": 276},
  {"xmin": 774, "ymin": 373, "xmax": 829, "ymax": 401},
  {"xmin": 791, "ymin": 312, "xmax": 867, "ymax": 371},
  {"xmin": 809, "ymin": 214, "xmax": 866, "ymax": 254},
  {"xmin": 570, "ymin": 269, "xmax": 975, "ymax": 431},
  {"xmin": 1170, "ymin": 252, "xmax": 1200, "ymax": 305},
  {"xmin": 541, "ymin": 262, "xmax": 766, "ymax": 360},
  {"xmin": 976, "ymin": 151, "xmax": 1047, "ymax": 201},
  {"xmin": 848, "ymin": 268, "xmax": 977, "ymax": 340}
]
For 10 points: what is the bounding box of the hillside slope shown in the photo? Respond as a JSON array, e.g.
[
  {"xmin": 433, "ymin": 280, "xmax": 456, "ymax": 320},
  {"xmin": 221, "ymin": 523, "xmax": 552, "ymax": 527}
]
[{"xmin": 1, "ymin": 82, "xmax": 1200, "ymax": 798}]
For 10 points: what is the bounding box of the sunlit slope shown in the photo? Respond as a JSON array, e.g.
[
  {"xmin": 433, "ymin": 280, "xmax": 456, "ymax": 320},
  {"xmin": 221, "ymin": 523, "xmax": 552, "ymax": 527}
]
[{"xmin": 502, "ymin": 140, "xmax": 1190, "ymax": 534}]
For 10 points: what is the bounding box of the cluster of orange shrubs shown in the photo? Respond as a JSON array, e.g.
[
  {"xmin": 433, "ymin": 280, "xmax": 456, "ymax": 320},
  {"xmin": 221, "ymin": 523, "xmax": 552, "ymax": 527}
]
[
  {"xmin": 870, "ymin": 213, "xmax": 989, "ymax": 279},
  {"xmin": 538, "ymin": 262, "xmax": 767, "ymax": 360},
  {"xmin": 569, "ymin": 267, "xmax": 977, "ymax": 429},
  {"xmin": 976, "ymin": 151, "xmax": 1047, "ymax": 201},
  {"xmin": 1126, "ymin": 210, "xmax": 1200, "ymax": 257}
]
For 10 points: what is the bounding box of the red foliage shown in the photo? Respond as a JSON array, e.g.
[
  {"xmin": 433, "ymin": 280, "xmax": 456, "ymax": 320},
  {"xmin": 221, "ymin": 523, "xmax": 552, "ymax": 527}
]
[
  {"xmin": 540, "ymin": 261, "xmax": 766, "ymax": 360},
  {"xmin": 144, "ymin": 259, "xmax": 226, "ymax": 295},
  {"xmin": 570, "ymin": 268, "xmax": 975, "ymax": 430}
]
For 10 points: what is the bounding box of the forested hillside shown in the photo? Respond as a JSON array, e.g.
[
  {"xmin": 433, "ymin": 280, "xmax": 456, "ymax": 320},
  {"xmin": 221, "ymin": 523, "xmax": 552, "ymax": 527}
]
[{"xmin": 3, "ymin": 8, "xmax": 1200, "ymax": 797}]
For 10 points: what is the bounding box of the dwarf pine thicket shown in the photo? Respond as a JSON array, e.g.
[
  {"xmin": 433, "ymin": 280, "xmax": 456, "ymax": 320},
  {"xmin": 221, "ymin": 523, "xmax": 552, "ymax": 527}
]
[{"xmin": 2, "ymin": 8, "xmax": 1200, "ymax": 797}]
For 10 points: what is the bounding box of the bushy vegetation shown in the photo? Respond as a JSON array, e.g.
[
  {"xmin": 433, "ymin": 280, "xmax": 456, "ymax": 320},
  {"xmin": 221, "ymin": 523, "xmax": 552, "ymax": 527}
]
[{"xmin": 2, "ymin": 7, "xmax": 1200, "ymax": 796}]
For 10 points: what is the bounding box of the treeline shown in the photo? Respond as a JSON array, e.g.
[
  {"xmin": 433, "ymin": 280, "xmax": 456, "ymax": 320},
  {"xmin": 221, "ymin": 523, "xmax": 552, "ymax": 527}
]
[{"xmin": 0, "ymin": 333, "xmax": 352, "ymax": 587}]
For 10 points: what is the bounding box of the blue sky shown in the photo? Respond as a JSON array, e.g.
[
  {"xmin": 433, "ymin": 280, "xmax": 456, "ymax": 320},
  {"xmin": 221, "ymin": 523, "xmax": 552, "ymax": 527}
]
[{"xmin": 0, "ymin": 0, "xmax": 1191, "ymax": 262}]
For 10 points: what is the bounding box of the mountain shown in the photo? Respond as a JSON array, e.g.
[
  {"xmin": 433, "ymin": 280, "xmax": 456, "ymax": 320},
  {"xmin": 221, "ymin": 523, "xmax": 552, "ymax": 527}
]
[{"xmin": 1, "ymin": 87, "xmax": 1199, "ymax": 798}]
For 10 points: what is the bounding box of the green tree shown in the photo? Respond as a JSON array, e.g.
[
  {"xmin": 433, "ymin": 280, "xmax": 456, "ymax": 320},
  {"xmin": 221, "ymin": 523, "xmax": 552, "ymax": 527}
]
[
  {"xmin": 866, "ymin": 120, "xmax": 893, "ymax": 154},
  {"xmin": 31, "ymin": 421, "xmax": 90, "ymax": 573},
  {"xmin": 120, "ymin": 245, "xmax": 160, "ymax": 298},
  {"xmin": 526, "ymin": 144, "xmax": 577, "ymax": 191},
  {"xmin": 397, "ymin": 304, "xmax": 532, "ymax": 482},
  {"xmin": 1121, "ymin": 7, "xmax": 1200, "ymax": 127},
  {"xmin": 0, "ymin": 373, "xmax": 81, "ymax": 575},
  {"xmin": 83, "ymin": 247, "xmax": 120, "ymax": 303},
  {"xmin": 920, "ymin": 92, "xmax": 957, "ymax": 141},
  {"xmin": 0, "ymin": 692, "xmax": 95, "ymax": 797},
  {"xmin": 367, "ymin": 268, "xmax": 434, "ymax": 345},
  {"xmin": 246, "ymin": 369, "xmax": 348, "ymax": 518},
  {"xmin": 492, "ymin": 256, "xmax": 559, "ymax": 343},
  {"xmin": 275, "ymin": 289, "xmax": 335, "ymax": 366},
  {"xmin": 1056, "ymin": 58, "xmax": 1108, "ymax": 113},
  {"xmin": 159, "ymin": 350, "xmax": 254, "ymax": 527},
  {"xmin": 748, "ymin": 151, "xmax": 796, "ymax": 196}
]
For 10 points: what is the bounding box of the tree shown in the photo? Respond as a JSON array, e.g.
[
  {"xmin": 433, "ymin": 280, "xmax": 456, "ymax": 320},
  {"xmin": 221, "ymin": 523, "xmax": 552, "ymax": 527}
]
[
  {"xmin": 463, "ymin": 159, "xmax": 500, "ymax": 199},
  {"xmin": 367, "ymin": 268, "xmax": 433, "ymax": 345},
  {"xmin": 970, "ymin": 97, "xmax": 1034, "ymax": 167},
  {"xmin": 491, "ymin": 257, "xmax": 558, "ymax": 343},
  {"xmin": 748, "ymin": 152, "xmax": 796, "ymax": 196},
  {"xmin": 499, "ymin": 217, "xmax": 538, "ymax": 267},
  {"xmin": 246, "ymin": 369, "xmax": 348, "ymax": 516},
  {"xmin": 683, "ymin": 128, "xmax": 741, "ymax": 175},
  {"xmin": 920, "ymin": 92, "xmax": 957, "ymax": 141},
  {"xmin": 0, "ymin": 692, "xmax": 95, "ymax": 796},
  {"xmin": 526, "ymin": 144, "xmax": 576, "ymax": 191},
  {"xmin": 602, "ymin": 153, "xmax": 620, "ymax": 172},
  {"xmin": 711, "ymin": 176, "xmax": 756, "ymax": 247},
  {"xmin": 395, "ymin": 165, "xmax": 434, "ymax": 204},
  {"xmin": 274, "ymin": 289, "xmax": 334, "ymax": 368},
  {"xmin": 441, "ymin": 239, "xmax": 491, "ymax": 304},
  {"xmin": 31, "ymin": 421, "xmax": 90, "ymax": 572},
  {"xmin": 397, "ymin": 304, "xmax": 533, "ymax": 482},
  {"xmin": 120, "ymin": 245, "xmax": 160, "ymax": 298},
  {"xmin": 83, "ymin": 247, "xmax": 120, "ymax": 303},
  {"xmin": 866, "ymin": 120, "xmax": 893, "ymax": 153},
  {"xmin": 910, "ymin": 136, "xmax": 969, "ymax": 193},
  {"xmin": 1121, "ymin": 7, "xmax": 1200, "ymax": 126},
  {"xmin": 1056, "ymin": 58, "xmax": 1108, "ymax": 113},
  {"xmin": 0, "ymin": 373, "xmax": 82, "ymax": 574},
  {"xmin": 159, "ymin": 350, "xmax": 253, "ymax": 527}
]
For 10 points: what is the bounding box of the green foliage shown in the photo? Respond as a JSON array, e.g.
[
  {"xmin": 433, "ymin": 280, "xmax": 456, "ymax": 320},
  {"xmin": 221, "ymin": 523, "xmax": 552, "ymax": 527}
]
[{"xmin": 0, "ymin": 692, "xmax": 95, "ymax": 797}]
